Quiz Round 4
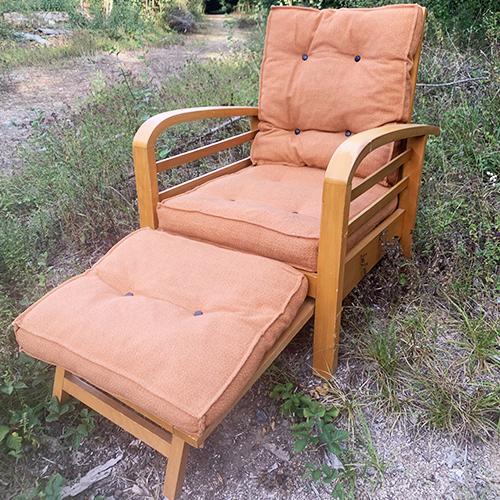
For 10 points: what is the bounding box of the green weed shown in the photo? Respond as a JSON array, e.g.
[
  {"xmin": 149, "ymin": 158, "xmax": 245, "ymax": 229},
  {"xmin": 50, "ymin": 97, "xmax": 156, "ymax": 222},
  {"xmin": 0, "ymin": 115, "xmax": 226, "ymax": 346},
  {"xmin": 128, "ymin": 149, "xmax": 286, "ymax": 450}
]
[{"xmin": 271, "ymin": 382, "xmax": 355, "ymax": 499}]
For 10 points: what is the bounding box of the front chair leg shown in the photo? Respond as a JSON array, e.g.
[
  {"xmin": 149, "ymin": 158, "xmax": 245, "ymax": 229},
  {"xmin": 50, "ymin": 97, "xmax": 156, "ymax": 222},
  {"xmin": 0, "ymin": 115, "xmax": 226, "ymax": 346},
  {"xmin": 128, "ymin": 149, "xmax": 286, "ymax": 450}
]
[
  {"xmin": 313, "ymin": 287, "xmax": 342, "ymax": 378},
  {"xmin": 164, "ymin": 435, "xmax": 189, "ymax": 499},
  {"xmin": 52, "ymin": 366, "xmax": 70, "ymax": 403}
]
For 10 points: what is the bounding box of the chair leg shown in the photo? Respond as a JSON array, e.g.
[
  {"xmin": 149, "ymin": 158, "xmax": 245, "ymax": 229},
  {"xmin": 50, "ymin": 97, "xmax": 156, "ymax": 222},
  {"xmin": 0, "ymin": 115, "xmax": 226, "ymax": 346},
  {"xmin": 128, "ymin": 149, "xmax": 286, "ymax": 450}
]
[
  {"xmin": 163, "ymin": 435, "xmax": 189, "ymax": 499},
  {"xmin": 52, "ymin": 366, "xmax": 70, "ymax": 403},
  {"xmin": 313, "ymin": 284, "xmax": 342, "ymax": 378},
  {"xmin": 399, "ymin": 135, "xmax": 428, "ymax": 258}
]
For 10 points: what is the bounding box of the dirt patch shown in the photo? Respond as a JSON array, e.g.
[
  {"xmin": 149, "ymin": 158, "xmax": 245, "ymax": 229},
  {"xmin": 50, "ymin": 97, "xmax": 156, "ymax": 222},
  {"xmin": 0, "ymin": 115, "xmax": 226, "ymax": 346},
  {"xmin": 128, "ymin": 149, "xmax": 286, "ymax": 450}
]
[{"xmin": 0, "ymin": 15, "xmax": 249, "ymax": 173}]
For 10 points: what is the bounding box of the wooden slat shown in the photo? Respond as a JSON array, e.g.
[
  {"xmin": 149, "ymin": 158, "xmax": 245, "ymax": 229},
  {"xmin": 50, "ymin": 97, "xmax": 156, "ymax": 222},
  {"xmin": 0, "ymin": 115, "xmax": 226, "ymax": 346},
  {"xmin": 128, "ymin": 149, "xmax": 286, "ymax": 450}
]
[
  {"xmin": 156, "ymin": 129, "xmax": 257, "ymax": 173},
  {"xmin": 348, "ymin": 177, "xmax": 409, "ymax": 235},
  {"xmin": 343, "ymin": 209, "xmax": 405, "ymax": 297},
  {"xmin": 158, "ymin": 157, "xmax": 252, "ymax": 201},
  {"xmin": 62, "ymin": 373, "xmax": 173, "ymax": 457},
  {"xmin": 351, "ymin": 149, "xmax": 411, "ymax": 200},
  {"xmin": 303, "ymin": 271, "xmax": 317, "ymax": 298}
]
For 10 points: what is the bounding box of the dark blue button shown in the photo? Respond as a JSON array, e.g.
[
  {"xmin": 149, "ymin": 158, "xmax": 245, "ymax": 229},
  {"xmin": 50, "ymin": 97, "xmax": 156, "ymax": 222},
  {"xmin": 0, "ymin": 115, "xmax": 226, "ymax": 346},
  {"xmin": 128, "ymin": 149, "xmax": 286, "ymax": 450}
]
[
  {"xmin": 194, "ymin": 310, "xmax": 203, "ymax": 316},
  {"xmin": 354, "ymin": 55, "xmax": 361, "ymax": 62},
  {"xmin": 345, "ymin": 130, "xmax": 352, "ymax": 137},
  {"xmin": 294, "ymin": 128, "xmax": 301, "ymax": 135},
  {"xmin": 302, "ymin": 54, "xmax": 308, "ymax": 61},
  {"xmin": 124, "ymin": 291, "xmax": 134, "ymax": 296}
]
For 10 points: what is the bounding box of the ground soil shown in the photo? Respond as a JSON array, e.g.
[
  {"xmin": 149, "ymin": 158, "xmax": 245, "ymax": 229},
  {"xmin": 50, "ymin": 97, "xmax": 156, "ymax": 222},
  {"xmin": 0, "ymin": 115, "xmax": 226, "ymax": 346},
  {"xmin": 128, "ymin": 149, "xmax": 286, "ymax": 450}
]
[
  {"xmin": 0, "ymin": 15, "xmax": 249, "ymax": 173},
  {"xmin": 1, "ymin": 15, "xmax": 499, "ymax": 500}
]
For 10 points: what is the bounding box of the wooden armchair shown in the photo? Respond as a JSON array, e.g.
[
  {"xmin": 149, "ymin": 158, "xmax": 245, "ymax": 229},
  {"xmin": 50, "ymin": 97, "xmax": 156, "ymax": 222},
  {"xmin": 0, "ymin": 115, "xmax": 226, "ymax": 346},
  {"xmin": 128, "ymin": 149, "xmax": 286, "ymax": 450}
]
[
  {"xmin": 134, "ymin": 108, "xmax": 438, "ymax": 378},
  {"xmin": 14, "ymin": 5, "xmax": 439, "ymax": 498}
]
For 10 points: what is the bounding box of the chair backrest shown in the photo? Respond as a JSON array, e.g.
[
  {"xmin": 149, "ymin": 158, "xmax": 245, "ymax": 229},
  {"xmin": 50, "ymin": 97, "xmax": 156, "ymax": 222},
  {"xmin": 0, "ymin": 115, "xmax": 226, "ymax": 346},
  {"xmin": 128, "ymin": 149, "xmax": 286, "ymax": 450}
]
[{"xmin": 251, "ymin": 4, "xmax": 426, "ymax": 179}]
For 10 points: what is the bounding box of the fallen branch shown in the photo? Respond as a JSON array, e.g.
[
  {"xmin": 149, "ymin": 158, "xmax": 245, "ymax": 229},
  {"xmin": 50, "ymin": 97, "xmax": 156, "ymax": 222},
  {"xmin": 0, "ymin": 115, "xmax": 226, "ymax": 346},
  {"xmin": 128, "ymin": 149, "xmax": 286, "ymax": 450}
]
[
  {"xmin": 60, "ymin": 453, "xmax": 123, "ymax": 498},
  {"xmin": 417, "ymin": 76, "xmax": 489, "ymax": 87}
]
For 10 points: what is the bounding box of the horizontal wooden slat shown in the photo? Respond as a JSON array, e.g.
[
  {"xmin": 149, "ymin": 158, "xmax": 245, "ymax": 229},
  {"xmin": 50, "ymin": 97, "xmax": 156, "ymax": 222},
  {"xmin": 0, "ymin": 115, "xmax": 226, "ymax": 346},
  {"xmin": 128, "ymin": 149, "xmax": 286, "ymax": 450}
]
[
  {"xmin": 348, "ymin": 176, "xmax": 409, "ymax": 235},
  {"xmin": 158, "ymin": 157, "xmax": 252, "ymax": 201},
  {"xmin": 156, "ymin": 129, "xmax": 257, "ymax": 173},
  {"xmin": 351, "ymin": 149, "xmax": 412, "ymax": 200},
  {"xmin": 303, "ymin": 271, "xmax": 317, "ymax": 298},
  {"xmin": 343, "ymin": 209, "xmax": 405, "ymax": 297},
  {"xmin": 63, "ymin": 373, "xmax": 173, "ymax": 457}
]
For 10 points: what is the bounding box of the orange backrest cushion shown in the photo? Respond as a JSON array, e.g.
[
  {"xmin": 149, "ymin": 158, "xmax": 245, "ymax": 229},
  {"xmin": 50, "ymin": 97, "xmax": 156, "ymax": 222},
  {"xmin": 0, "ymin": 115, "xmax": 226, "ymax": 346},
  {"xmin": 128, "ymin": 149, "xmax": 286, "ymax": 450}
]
[{"xmin": 251, "ymin": 4, "xmax": 425, "ymax": 177}]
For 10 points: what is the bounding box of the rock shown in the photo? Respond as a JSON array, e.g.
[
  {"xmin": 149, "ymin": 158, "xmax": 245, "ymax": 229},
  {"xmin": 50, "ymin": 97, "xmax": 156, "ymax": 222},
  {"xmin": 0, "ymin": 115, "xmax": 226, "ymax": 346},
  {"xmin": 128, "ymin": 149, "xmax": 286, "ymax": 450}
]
[
  {"xmin": 325, "ymin": 452, "xmax": 344, "ymax": 470},
  {"xmin": 36, "ymin": 27, "xmax": 68, "ymax": 36},
  {"xmin": 263, "ymin": 443, "xmax": 290, "ymax": 462},
  {"xmin": 255, "ymin": 408, "xmax": 268, "ymax": 424},
  {"xmin": 13, "ymin": 32, "xmax": 49, "ymax": 45},
  {"xmin": 3, "ymin": 11, "xmax": 69, "ymax": 29}
]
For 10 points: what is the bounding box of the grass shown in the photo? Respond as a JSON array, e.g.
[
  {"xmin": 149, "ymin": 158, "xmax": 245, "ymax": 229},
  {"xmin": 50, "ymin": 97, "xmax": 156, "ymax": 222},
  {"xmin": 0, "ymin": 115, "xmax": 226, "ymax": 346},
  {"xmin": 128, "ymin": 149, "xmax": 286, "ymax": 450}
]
[{"xmin": 0, "ymin": 5, "xmax": 498, "ymax": 497}]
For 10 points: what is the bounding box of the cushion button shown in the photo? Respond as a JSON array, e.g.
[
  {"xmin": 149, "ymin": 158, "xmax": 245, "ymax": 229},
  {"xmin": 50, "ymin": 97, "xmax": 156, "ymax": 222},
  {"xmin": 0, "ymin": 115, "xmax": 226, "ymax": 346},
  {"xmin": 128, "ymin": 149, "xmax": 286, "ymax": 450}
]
[
  {"xmin": 302, "ymin": 54, "xmax": 308, "ymax": 61},
  {"xmin": 345, "ymin": 130, "xmax": 352, "ymax": 137},
  {"xmin": 294, "ymin": 128, "xmax": 301, "ymax": 135},
  {"xmin": 354, "ymin": 54, "xmax": 361, "ymax": 62},
  {"xmin": 193, "ymin": 310, "xmax": 203, "ymax": 316},
  {"xmin": 124, "ymin": 291, "xmax": 134, "ymax": 296}
]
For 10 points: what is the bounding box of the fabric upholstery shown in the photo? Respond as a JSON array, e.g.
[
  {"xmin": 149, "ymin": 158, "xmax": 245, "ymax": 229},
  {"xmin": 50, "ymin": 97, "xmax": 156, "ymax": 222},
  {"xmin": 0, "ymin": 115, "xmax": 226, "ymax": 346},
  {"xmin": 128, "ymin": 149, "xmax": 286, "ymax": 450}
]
[
  {"xmin": 251, "ymin": 4, "xmax": 425, "ymax": 177},
  {"xmin": 158, "ymin": 165, "xmax": 397, "ymax": 272},
  {"xmin": 14, "ymin": 229, "xmax": 308, "ymax": 437}
]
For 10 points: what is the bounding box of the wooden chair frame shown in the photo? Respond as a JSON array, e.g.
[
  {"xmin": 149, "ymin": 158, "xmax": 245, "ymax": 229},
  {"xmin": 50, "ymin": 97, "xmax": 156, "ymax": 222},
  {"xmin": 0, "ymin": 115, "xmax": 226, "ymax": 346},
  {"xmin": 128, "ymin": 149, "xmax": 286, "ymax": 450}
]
[{"xmin": 51, "ymin": 11, "xmax": 439, "ymax": 497}]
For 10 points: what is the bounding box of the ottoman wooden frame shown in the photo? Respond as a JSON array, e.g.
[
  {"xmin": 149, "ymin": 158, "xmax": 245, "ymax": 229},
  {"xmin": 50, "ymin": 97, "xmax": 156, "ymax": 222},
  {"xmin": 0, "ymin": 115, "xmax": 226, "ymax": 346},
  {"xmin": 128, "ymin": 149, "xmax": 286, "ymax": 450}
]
[{"xmin": 51, "ymin": 8, "xmax": 439, "ymax": 499}]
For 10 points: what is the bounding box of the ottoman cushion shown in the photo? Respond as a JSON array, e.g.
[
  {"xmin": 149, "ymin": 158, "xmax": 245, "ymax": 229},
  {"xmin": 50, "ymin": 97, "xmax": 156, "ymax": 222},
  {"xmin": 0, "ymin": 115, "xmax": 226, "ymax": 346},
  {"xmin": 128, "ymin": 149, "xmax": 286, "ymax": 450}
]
[{"xmin": 14, "ymin": 229, "xmax": 307, "ymax": 436}]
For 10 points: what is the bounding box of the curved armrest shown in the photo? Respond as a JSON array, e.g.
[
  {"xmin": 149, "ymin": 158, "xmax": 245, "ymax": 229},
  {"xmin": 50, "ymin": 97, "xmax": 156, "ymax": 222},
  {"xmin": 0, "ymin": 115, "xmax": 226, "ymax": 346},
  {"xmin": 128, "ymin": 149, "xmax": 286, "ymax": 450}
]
[
  {"xmin": 132, "ymin": 106, "xmax": 258, "ymax": 229},
  {"xmin": 133, "ymin": 106, "xmax": 259, "ymax": 151},
  {"xmin": 325, "ymin": 123, "xmax": 440, "ymax": 186}
]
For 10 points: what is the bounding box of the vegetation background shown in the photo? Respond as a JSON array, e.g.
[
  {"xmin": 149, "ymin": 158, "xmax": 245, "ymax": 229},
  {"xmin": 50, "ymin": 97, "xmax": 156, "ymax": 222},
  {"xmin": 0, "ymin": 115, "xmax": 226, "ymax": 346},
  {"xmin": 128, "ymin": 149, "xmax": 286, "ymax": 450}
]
[{"xmin": 0, "ymin": 0, "xmax": 498, "ymax": 497}]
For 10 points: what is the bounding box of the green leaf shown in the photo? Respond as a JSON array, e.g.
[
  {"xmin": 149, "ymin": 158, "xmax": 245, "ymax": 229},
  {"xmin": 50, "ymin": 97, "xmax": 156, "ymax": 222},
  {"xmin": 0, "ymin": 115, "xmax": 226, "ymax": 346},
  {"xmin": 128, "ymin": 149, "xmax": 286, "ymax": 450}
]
[
  {"xmin": 43, "ymin": 473, "xmax": 65, "ymax": 499},
  {"xmin": 293, "ymin": 438, "xmax": 309, "ymax": 453},
  {"xmin": 0, "ymin": 425, "xmax": 10, "ymax": 443},
  {"xmin": 6, "ymin": 432, "xmax": 22, "ymax": 454}
]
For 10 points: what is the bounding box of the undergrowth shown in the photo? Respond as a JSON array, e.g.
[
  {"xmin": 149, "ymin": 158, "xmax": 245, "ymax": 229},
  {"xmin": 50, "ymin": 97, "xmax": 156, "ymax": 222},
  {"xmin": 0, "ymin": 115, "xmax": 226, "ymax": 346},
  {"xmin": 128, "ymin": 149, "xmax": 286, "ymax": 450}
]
[{"xmin": 0, "ymin": 0, "xmax": 178, "ymax": 71}]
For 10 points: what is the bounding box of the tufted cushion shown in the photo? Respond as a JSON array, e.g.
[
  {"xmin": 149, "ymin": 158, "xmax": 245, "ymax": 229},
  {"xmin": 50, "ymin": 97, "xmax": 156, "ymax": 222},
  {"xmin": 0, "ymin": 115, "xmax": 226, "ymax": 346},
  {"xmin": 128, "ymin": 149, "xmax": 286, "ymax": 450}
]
[
  {"xmin": 251, "ymin": 4, "xmax": 425, "ymax": 177},
  {"xmin": 157, "ymin": 165, "xmax": 397, "ymax": 272},
  {"xmin": 14, "ymin": 229, "xmax": 308, "ymax": 436}
]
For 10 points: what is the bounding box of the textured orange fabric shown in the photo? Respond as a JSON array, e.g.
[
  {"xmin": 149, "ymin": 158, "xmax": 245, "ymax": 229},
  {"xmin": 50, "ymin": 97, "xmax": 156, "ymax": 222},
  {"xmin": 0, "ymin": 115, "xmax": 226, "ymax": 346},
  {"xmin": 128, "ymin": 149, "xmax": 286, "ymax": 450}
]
[
  {"xmin": 251, "ymin": 4, "xmax": 425, "ymax": 177},
  {"xmin": 14, "ymin": 229, "xmax": 308, "ymax": 436},
  {"xmin": 158, "ymin": 165, "xmax": 397, "ymax": 272}
]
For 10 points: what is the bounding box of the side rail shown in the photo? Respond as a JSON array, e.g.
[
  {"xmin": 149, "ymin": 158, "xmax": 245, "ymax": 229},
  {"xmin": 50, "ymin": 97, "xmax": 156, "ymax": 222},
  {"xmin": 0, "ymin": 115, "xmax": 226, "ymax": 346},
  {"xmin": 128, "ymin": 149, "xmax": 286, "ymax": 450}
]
[
  {"xmin": 132, "ymin": 106, "xmax": 259, "ymax": 228},
  {"xmin": 313, "ymin": 123, "xmax": 440, "ymax": 377}
]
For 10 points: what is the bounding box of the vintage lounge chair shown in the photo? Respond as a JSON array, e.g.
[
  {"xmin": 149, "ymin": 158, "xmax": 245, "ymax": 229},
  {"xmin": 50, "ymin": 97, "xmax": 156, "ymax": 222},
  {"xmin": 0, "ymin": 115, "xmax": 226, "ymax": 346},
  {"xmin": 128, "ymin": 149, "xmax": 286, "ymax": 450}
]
[{"xmin": 14, "ymin": 4, "xmax": 439, "ymax": 498}]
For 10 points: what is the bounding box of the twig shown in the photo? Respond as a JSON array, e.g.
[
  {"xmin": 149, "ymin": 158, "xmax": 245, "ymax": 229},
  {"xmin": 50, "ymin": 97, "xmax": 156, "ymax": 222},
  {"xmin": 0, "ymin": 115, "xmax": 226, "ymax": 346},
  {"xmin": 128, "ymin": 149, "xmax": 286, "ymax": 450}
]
[{"xmin": 417, "ymin": 76, "xmax": 488, "ymax": 87}]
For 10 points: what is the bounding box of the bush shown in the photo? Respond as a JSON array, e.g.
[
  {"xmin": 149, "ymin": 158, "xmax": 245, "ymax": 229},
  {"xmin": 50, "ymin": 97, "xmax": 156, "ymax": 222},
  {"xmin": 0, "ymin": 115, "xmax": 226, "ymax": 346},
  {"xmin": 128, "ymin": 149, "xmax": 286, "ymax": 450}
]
[
  {"xmin": 247, "ymin": 0, "xmax": 499, "ymax": 45},
  {"xmin": 165, "ymin": 5, "xmax": 197, "ymax": 33}
]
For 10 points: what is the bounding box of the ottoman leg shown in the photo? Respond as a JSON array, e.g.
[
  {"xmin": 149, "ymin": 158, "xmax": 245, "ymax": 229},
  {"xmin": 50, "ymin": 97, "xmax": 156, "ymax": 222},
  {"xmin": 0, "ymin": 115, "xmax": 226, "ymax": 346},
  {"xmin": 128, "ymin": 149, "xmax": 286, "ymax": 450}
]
[
  {"xmin": 52, "ymin": 366, "xmax": 70, "ymax": 403},
  {"xmin": 164, "ymin": 435, "xmax": 189, "ymax": 499}
]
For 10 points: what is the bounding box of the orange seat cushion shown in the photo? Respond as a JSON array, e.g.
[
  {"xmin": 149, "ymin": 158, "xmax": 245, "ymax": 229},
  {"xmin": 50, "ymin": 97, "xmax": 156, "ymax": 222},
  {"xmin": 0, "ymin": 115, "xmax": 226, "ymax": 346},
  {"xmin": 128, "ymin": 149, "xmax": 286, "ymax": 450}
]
[
  {"xmin": 157, "ymin": 165, "xmax": 397, "ymax": 272},
  {"xmin": 251, "ymin": 5, "xmax": 425, "ymax": 176},
  {"xmin": 14, "ymin": 229, "xmax": 307, "ymax": 437}
]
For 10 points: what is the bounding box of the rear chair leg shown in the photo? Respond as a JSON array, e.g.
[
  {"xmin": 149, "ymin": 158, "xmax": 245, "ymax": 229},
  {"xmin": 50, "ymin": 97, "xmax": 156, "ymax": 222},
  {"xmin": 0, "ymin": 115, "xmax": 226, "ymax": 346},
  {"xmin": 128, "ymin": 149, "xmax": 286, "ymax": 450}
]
[
  {"xmin": 399, "ymin": 135, "xmax": 428, "ymax": 258},
  {"xmin": 52, "ymin": 366, "xmax": 70, "ymax": 403},
  {"xmin": 164, "ymin": 435, "xmax": 189, "ymax": 499}
]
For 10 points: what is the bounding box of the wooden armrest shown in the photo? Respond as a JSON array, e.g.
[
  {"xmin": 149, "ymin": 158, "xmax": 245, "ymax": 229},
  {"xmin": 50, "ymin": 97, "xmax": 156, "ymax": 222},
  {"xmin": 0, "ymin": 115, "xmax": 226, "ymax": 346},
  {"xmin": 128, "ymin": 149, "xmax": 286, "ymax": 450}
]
[
  {"xmin": 132, "ymin": 106, "xmax": 258, "ymax": 229},
  {"xmin": 316, "ymin": 122, "xmax": 439, "ymax": 319},
  {"xmin": 325, "ymin": 123, "xmax": 440, "ymax": 186},
  {"xmin": 133, "ymin": 106, "xmax": 259, "ymax": 151}
]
